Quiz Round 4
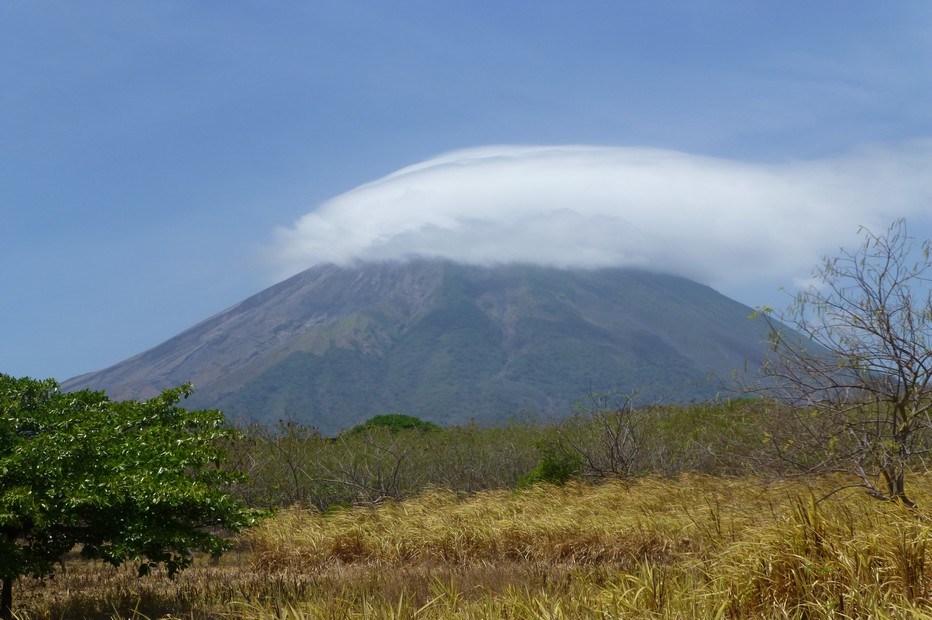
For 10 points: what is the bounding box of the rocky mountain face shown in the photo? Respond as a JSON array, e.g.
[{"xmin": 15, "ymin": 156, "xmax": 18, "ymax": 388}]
[{"xmin": 64, "ymin": 260, "xmax": 771, "ymax": 434}]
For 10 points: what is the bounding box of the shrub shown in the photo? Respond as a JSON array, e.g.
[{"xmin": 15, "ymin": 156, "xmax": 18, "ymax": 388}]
[
  {"xmin": 344, "ymin": 413, "xmax": 441, "ymax": 435},
  {"xmin": 518, "ymin": 438, "xmax": 584, "ymax": 487}
]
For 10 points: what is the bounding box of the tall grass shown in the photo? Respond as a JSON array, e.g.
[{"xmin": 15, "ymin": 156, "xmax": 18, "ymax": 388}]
[
  {"xmin": 240, "ymin": 474, "xmax": 932, "ymax": 618},
  {"xmin": 17, "ymin": 474, "xmax": 932, "ymax": 619}
]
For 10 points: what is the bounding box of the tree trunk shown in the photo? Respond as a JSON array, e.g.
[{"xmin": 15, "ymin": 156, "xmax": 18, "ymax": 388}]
[
  {"xmin": 885, "ymin": 466, "xmax": 916, "ymax": 508},
  {"xmin": 892, "ymin": 426, "xmax": 917, "ymax": 508},
  {"xmin": 1, "ymin": 576, "xmax": 12, "ymax": 620},
  {"xmin": 894, "ymin": 473, "xmax": 916, "ymax": 508}
]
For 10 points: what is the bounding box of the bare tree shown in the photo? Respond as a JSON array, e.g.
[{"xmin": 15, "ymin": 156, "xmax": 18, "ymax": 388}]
[
  {"xmin": 545, "ymin": 392, "xmax": 647, "ymax": 480},
  {"xmin": 320, "ymin": 428, "xmax": 420, "ymax": 504},
  {"xmin": 755, "ymin": 220, "xmax": 932, "ymax": 506}
]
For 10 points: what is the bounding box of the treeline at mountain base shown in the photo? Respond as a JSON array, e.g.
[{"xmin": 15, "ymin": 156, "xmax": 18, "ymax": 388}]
[
  {"xmin": 13, "ymin": 398, "xmax": 932, "ymax": 619},
  {"xmin": 226, "ymin": 399, "xmax": 766, "ymax": 510}
]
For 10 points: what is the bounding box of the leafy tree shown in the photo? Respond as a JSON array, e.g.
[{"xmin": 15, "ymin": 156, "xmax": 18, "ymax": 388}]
[
  {"xmin": 344, "ymin": 413, "xmax": 441, "ymax": 435},
  {"xmin": 0, "ymin": 375, "xmax": 261, "ymax": 620},
  {"xmin": 754, "ymin": 220, "xmax": 932, "ymax": 506}
]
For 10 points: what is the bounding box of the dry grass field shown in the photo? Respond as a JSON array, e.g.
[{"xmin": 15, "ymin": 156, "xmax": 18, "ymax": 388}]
[{"xmin": 12, "ymin": 474, "xmax": 932, "ymax": 619}]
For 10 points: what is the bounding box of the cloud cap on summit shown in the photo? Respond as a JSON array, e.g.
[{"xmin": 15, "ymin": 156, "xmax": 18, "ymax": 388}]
[{"xmin": 274, "ymin": 142, "xmax": 932, "ymax": 292}]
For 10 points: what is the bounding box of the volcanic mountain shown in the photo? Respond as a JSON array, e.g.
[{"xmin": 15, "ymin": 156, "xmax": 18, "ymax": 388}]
[{"xmin": 64, "ymin": 260, "xmax": 772, "ymax": 434}]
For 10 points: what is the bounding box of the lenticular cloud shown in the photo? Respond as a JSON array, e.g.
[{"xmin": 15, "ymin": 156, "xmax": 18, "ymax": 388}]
[{"xmin": 273, "ymin": 143, "xmax": 932, "ymax": 291}]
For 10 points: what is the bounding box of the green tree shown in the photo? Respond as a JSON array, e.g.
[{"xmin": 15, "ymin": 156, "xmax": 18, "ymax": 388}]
[
  {"xmin": 0, "ymin": 375, "xmax": 261, "ymax": 620},
  {"xmin": 345, "ymin": 413, "xmax": 441, "ymax": 435}
]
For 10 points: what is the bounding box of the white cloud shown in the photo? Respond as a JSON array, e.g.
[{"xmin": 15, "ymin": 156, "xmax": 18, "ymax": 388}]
[{"xmin": 272, "ymin": 142, "xmax": 932, "ymax": 296}]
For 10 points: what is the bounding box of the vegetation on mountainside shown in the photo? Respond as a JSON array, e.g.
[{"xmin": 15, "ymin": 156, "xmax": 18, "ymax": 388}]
[{"xmin": 83, "ymin": 261, "xmax": 774, "ymax": 435}]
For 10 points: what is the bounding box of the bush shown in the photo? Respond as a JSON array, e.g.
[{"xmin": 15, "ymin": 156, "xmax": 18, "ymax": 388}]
[
  {"xmin": 344, "ymin": 413, "xmax": 441, "ymax": 435},
  {"xmin": 518, "ymin": 439, "xmax": 584, "ymax": 487}
]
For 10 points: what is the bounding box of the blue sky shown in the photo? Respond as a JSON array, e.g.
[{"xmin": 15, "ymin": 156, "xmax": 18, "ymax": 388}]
[{"xmin": 3, "ymin": 2, "xmax": 932, "ymax": 381}]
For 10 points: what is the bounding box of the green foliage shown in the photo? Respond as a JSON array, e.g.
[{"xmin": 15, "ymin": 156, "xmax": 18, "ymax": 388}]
[
  {"xmin": 517, "ymin": 438, "xmax": 583, "ymax": 487},
  {"xmin": 345, "ymin": 413, "xmax": 440, "ymax": 435},
  {"xmin": 0, "ymin": 374, "xmax": 262, "ymax": 619}
]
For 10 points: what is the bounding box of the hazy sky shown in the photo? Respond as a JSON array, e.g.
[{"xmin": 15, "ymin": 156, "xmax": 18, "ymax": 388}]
[{"xmin": 3, "ymin": 2, "xmax": 932, "ymax": 381}]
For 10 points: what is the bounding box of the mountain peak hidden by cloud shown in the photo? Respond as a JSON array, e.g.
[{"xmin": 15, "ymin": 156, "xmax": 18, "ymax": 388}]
[{"xmin": 272, "ymin": 142, "xmax": 932, "ymax": 292}]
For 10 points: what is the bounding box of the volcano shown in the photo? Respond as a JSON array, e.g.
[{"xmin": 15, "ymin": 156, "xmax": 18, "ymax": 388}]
[{"xmin": 64, "ymin": 260, "xmax": 771, "ymax": 434}]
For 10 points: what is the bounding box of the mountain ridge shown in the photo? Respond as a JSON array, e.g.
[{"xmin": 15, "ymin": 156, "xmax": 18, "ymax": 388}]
[{"xmin": 64, "ymin": 260, "xmax": 771, "ymax": 434}]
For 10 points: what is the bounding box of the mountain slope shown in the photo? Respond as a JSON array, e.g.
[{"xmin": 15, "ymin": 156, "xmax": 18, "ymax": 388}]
[{"xmin": 64, "ymin": 260, "xmax": 772, "ymax": 434}]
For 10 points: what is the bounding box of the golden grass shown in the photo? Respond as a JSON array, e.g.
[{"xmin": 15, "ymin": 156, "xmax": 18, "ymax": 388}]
[{"xmin": 14, "ymin": 474, "xmax": 932, "ymax": 619}]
